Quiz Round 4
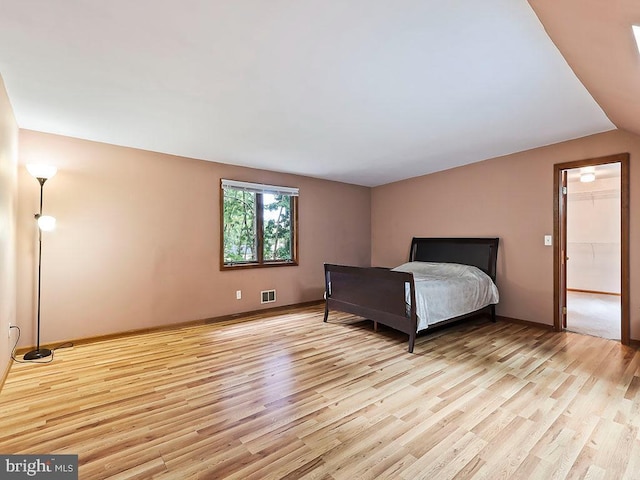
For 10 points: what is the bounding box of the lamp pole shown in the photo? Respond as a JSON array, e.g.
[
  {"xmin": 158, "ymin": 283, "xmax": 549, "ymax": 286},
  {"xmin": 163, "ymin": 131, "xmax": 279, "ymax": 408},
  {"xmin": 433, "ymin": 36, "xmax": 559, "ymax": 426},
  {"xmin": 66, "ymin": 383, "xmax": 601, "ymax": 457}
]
[{"xmin": 23, "ymin": 175, "xmax": 53, "ymax": 360}]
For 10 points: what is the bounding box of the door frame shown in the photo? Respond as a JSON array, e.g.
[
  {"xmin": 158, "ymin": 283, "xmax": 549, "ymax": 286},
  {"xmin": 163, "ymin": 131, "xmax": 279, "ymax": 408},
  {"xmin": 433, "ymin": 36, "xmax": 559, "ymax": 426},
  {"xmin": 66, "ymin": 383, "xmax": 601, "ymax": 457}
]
[{"xmin": 553, "ymin": 153, "xmax": 630, "ymax": 344}]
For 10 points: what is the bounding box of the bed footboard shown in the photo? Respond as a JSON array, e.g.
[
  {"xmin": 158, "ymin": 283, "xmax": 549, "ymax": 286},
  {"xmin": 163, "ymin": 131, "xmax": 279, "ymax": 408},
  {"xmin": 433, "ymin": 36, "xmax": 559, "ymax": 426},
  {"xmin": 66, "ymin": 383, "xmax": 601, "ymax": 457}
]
[{"xmin": 324, "ymin": 264, "xmax": 419, "ymax": 352}]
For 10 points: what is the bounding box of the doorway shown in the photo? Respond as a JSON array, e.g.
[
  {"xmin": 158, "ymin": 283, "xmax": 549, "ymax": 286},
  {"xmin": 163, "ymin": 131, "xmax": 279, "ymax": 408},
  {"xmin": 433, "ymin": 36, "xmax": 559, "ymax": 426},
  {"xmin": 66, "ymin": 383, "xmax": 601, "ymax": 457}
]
[
  {"xmin": 553, "ymin": 153, "xmax": 630, "ymax": 345},
  {"xmin": 565, "ymin": 163, "xmax": 621, "ymax": 339}
]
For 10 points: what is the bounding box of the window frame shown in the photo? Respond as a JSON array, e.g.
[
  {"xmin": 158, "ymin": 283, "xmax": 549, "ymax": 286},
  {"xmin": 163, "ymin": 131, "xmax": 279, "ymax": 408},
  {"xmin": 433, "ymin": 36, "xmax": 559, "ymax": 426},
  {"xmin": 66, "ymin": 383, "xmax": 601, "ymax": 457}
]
[{"xmin": 220, "ymin": 179, "xmax": 299, "ymax": 270}]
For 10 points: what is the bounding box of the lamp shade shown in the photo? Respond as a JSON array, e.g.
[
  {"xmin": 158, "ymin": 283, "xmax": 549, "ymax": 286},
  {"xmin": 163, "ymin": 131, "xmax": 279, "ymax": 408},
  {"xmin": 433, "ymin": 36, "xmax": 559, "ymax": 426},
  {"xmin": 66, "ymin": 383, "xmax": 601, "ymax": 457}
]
[
  {"xmin": 26, "ymin": 164, "xmax": 57, "ymax": 180},
  {"xmin": 37, "ymin": 215, "xmax": 56, "ymax": 231}
]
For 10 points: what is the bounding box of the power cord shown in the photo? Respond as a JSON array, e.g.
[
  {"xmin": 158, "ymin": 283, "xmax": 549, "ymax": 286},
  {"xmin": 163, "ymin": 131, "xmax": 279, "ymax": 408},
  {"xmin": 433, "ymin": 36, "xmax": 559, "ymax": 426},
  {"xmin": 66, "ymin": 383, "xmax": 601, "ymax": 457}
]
[{"xmin": 9, "ymin": 325, "xmax": 74, "ymax": 364}]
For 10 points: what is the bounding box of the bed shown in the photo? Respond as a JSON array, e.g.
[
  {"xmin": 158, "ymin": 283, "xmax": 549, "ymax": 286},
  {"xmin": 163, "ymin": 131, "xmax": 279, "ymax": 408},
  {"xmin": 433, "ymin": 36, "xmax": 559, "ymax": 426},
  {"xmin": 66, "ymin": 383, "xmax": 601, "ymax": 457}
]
[{"xmin": 323, "ymin": 237, "xmax": 499, "ymax": 353}]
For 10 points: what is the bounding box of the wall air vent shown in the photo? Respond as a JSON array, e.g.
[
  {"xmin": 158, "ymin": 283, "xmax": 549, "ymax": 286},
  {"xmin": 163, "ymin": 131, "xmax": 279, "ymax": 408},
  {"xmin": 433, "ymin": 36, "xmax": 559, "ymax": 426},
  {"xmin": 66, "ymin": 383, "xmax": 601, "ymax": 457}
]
[{"xmin": 261, "ymin": 290, "xmax": 276, "ymax": 304}]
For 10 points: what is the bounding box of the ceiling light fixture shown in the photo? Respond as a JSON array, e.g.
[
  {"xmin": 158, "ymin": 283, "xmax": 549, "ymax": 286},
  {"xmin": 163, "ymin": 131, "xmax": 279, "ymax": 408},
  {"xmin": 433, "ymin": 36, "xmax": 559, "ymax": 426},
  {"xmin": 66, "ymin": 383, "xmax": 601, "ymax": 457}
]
[
  {"xmin": 580, "ymin": 166, "xmax": 596, "ymax": 183},
  {"xmin": 633, "ymin": 25, "xmax": 640, "ymax": 54},
  {"xmin": 580, "ymin": 173, "xmax": 595, "ymax": 183}
]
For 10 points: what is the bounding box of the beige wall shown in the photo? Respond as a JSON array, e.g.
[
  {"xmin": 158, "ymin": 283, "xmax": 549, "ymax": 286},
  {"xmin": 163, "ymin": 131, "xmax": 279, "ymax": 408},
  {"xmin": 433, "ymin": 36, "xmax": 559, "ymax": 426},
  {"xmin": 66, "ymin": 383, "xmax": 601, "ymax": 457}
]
[
  {"xmin": 16, "ymin": 131, "xmax": 371, "ymax": 347},
  {"xmin": 0, "ymin": 76, "xmax": 18, "ymax": 377},
  {"xmin": 372, "ymin": 129, "xmax": 640, "ymax": 340},
  {"xmin": 13, "ymin": 124, "xmax": 640, "ymax": 350}
]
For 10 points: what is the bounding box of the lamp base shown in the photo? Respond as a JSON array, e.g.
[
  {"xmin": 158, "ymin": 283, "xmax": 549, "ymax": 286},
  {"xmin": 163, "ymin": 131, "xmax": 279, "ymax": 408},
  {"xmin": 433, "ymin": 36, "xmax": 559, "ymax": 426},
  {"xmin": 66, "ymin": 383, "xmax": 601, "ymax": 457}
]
[{"xmin": 23, "ymin": 348, "xmax": 52, "ymax": 360}]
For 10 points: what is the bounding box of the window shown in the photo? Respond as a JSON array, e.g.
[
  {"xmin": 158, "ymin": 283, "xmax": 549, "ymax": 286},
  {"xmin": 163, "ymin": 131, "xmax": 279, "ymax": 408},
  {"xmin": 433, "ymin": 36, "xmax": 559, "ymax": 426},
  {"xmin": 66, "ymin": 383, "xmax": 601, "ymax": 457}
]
[{"xmin": 221, "ymin": 179, "xmax": 298, "ymax": 269}]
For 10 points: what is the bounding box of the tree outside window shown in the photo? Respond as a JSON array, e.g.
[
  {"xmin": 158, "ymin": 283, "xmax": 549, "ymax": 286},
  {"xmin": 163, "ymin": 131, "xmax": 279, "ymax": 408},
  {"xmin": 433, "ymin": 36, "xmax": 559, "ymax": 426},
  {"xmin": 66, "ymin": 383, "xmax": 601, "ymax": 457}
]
[{"xmin": 221, "ymin": 180, "xmax": 298, "ymax": 269}]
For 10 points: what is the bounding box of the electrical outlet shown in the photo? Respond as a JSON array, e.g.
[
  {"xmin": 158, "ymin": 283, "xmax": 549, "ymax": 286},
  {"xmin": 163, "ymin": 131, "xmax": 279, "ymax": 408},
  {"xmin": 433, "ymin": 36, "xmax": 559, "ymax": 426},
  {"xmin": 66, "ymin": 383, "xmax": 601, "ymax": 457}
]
[
  {"xmin": 8, "ymin": 322, "xmax": 12, "ymax": 339},
  {"xmin": 236, "ymin": 290, "xmax": 242, "ymax": 300}
]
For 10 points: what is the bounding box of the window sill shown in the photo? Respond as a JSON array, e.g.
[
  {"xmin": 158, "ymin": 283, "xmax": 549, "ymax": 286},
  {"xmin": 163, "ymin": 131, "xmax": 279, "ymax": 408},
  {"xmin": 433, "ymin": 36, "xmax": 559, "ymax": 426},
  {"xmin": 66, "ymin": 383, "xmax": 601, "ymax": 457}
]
[{"xmin": 221, "ymin": 261, "xmax": 298, "ymax": 271}]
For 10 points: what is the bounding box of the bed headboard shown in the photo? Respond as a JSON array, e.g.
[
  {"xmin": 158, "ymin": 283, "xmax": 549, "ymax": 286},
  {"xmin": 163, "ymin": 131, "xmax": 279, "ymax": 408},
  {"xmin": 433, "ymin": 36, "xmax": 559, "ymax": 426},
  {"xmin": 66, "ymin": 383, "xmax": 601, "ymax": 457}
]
[{"xmin": 409, "ymin": 237, "xmax": 499, "ymax": 281}]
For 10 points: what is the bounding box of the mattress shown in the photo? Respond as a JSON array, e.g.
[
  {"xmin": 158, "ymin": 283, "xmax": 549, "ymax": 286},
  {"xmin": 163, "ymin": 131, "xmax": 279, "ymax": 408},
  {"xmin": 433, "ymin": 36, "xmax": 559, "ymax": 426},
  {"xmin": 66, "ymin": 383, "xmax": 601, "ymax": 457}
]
[{"xmin": 391, "ymin": 261, "xmax": 499, "ymax": 331}]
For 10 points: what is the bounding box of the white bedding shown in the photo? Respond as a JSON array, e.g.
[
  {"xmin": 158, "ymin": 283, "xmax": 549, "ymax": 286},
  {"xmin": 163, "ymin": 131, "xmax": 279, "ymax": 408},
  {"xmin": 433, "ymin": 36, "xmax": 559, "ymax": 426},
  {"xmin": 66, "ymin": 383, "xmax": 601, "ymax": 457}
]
[{"xmin": 391, "ymin": 262, "xmax": 499, "ymax": 331}]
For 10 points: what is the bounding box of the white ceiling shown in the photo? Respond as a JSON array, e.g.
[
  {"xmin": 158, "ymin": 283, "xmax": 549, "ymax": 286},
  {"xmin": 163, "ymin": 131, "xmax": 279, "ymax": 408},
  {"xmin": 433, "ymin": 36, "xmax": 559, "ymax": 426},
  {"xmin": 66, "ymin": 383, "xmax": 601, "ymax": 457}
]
[{"xmin": 0, "ymin": 0, "xmax": 615, "ymax": 187}]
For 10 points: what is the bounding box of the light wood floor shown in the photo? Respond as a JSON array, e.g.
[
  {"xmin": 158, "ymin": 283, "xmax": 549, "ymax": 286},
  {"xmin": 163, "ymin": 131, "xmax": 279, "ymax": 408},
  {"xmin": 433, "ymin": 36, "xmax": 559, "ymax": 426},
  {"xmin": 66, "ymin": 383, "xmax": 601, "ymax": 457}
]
[{"xmin": 1, "ymin": 306, "xmax": 639, "ymax": 480}]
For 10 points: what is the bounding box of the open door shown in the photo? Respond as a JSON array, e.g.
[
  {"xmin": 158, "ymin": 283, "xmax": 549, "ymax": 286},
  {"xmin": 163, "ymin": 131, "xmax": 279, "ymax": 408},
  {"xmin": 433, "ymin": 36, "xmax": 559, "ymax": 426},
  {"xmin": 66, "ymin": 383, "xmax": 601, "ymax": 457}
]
[
  {"xmin": 554, "ymin": 168, "xmax": 568, "ymax": 330},
  {"xmin": 560, "ymin": 170, "xmax": 567, "ymax": 329}
]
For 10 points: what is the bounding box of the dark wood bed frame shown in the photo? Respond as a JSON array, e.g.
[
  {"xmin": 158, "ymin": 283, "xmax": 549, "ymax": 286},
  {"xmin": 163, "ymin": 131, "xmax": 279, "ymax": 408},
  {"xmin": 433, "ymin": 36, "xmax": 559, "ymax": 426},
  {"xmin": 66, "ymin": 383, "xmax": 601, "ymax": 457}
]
[{"xmin": 323, "ymin": 237, "xmax": 499, "ymax": 353}]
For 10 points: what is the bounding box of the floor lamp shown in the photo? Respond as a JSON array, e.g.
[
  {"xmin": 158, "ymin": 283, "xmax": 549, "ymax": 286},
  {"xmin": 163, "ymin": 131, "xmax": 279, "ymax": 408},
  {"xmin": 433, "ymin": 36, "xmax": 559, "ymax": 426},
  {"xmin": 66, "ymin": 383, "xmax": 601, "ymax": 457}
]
[{"xmin": 24, "ymin": 164, "xmax": 57, "ymax": 361}]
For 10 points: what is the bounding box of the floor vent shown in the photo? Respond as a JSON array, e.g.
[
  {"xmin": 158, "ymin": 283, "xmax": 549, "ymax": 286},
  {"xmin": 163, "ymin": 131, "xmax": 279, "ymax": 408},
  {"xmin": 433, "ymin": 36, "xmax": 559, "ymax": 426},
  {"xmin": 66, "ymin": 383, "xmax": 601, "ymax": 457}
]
[{"xmin": 261, "ymin": 290, "xmax": 276, "ymax": 304}]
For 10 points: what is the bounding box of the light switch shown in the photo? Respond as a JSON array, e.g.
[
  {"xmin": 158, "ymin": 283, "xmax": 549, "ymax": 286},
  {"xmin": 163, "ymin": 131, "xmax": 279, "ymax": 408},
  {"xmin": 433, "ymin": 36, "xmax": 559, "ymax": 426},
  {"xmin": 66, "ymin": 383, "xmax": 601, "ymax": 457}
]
[{"xmin": 544, "ymin": 235, "xmax": 552, "ymax": 246}]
